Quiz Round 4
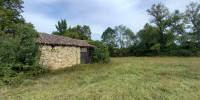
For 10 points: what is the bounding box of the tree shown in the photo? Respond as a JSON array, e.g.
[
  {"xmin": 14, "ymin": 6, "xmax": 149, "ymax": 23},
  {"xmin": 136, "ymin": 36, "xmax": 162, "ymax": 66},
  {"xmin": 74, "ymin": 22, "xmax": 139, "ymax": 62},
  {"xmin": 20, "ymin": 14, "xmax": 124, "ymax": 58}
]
[
  {"xmin": 82, "ymin": 25, "xmax": 91, "ymax": 40},
  {"xmin": 137, "ymin": 25, "xmax": 160, "ymax": 55},
  {"xmin": 0, "ymin": 0, "xmax": 25, "ymax": 35},
  {"xmin": 147, "ymin": 3, "xmax": 170, "ymax": 45},
  {"xmin": 114, "ymin": 25, "xmax": 135, "ymax": 48},
  {"xmin": 137, "ymin": 25, "xmax": 160, "ymax": 46},
  {"xmin": 185, "ymin": 2, "xmax": 200, "ymax": 42},
  {"xmin": 169, "ymin": 10, "xmax": 186, "ymax": 43},
  {"xmin": 102, "ymin": 27, "xmax": 116, "ymax": 44},
  {"xmin": 0, "ymin": 23, "xmax": 40, "ymax": 66},
  {"xmin": 52, "ymin": 19, "xmax": 67, "ymax": 35},
  {"xmin": 65, "ymin": 25, "xmax": 91, "ymax": 40},
  {"xmin": 101, "ymin": 27, "xmax": 117, "ymax": 56},
  {"xmin": 101, "ymin": 25, "xmax": 135, "ymax": 57},
  {"xmin": 146, "ymin": 3, "xmax": 186, "ymax": 53},
  {"xmin": 124, "ymin": 28, "xmax": 136, "ymax": 47},
  {"xmin": 52, "ymin": 19, "xmax": 91, "ymax": 40}
]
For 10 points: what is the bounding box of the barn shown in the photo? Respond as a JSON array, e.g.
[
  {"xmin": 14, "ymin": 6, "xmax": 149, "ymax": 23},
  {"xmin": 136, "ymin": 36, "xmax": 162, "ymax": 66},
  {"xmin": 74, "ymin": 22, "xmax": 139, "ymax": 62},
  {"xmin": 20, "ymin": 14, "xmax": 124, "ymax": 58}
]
[{"xmin": 35, "ymin": 33, "xmax": 94, "ymax": 69}]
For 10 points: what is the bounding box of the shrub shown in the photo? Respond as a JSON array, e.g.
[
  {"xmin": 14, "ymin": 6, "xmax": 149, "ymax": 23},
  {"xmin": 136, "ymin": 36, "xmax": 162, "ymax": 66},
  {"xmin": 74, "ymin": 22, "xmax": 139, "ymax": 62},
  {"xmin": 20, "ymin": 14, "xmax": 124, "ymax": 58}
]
[
  {"xmin": 178, "ymin": 41, "xmax": 200, "ymax": 56},
  {"xmin": 176, "ymin": 49, "xmax": 193, "ymax": 56},
  {"xmin": 0, "ymin": 23, "xmax": 41, "ymax": 84},
  {"xmin": 88, "ymin": 40, "xmax": 110, "ymax": 63}
]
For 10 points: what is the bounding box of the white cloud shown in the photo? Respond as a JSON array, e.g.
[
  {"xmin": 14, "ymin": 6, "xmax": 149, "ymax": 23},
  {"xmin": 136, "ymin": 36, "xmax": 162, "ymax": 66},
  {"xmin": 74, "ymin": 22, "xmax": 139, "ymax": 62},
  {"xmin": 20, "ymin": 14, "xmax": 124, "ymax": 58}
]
[
  {"xmin": 163, "ymin": 0, "xmax": 199, "ymax": 12},
  {"xmin": 22, "ymin": 12, "xmax": 57, "ymax": 33},
  {"xmin": 32, "ymin": 0, "xmax": 63, "ymax": 4},
  {"xmin": 22, "ymin": 0, "xmax": 200, "ymax": 40}
]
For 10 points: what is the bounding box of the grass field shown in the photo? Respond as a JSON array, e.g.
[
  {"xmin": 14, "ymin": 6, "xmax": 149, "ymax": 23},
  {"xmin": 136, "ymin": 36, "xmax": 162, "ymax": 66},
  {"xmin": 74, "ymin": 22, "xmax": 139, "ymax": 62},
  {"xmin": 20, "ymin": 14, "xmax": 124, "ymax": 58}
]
[{"xmin": 0, "ymin": 57, "xmax": 200, "ymax": 100}]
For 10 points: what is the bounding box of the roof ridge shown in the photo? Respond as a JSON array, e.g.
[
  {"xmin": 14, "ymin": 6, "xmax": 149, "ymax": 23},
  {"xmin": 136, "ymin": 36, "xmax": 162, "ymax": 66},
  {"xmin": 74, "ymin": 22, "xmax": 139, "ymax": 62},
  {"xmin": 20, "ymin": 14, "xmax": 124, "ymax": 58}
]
[{"xmin": 36, "ymin": 33, "xmax": 94, "ymax": 47}]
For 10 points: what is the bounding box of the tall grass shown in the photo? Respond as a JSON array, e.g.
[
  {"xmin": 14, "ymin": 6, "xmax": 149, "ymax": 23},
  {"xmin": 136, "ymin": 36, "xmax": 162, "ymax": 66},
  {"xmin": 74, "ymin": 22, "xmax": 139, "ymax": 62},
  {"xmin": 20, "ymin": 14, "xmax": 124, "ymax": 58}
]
[{"xmin": 0, "ymin": 57, "xmax": 200, "ymax": 100}]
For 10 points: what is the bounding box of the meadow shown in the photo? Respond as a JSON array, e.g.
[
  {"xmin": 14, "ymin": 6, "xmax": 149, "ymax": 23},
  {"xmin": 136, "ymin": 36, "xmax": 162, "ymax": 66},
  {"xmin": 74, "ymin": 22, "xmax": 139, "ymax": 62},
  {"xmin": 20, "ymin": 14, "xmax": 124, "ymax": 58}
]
[{"xmin": 0, "ymin": 57, "xmax": 200, "ymax": 100}]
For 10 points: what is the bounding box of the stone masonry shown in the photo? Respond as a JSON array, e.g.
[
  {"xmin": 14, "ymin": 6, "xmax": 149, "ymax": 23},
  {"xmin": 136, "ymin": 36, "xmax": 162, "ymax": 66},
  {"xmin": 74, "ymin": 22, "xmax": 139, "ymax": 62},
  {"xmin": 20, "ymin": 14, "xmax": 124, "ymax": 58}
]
[{"xmin": 40, "ymin": 45, "xmax": 81, "ymax": 69}]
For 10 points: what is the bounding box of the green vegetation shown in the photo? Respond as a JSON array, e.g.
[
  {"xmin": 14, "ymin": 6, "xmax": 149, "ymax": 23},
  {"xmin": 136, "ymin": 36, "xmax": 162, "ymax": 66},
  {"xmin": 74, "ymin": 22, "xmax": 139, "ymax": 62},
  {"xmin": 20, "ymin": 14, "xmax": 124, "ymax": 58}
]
[
  {"xmin": 101, "ymin": 2, "xmax": 200, "ymax": 57},
  {"xmin": 52, "ymin": 19, "xmax": 67, "ymax": 36},
  {"xmin": 1, "ymin": 57, "xmax": 200, "ymax": 99},
  {"xmin": 0, "ymin": 0, "xmax": 25, "ymax": 35},
  {"xmin": 0, "ymin": 0, "xmax": 41, "ymax": 84},
  {"xmin": 0, "ymin": 23, "xmax": 42, "ymax": 84},
  {"xmin": 0, "ymin": 0, "xmax": 107, "ymax": 85},
  {"xmin": 88, "ymin": 40, "xmax": 110, "ymax": 63},
  {"xmin": 0, "ymin": 1, "xmax": 199, "ymax": 95},
  {"xmin": 52, "ymin": 19, "xmax": 91, "ymax": 40},
  {"xmin": 185, "ymin": 2, "xmax": 200, "ymax": 42},
  {"xmin": 50, "ymin": 2, "xmax": 200, "ymax": 57},
  {"xmin": 101, "ymin": 25, "xmax": 136, "ymax": 57}
]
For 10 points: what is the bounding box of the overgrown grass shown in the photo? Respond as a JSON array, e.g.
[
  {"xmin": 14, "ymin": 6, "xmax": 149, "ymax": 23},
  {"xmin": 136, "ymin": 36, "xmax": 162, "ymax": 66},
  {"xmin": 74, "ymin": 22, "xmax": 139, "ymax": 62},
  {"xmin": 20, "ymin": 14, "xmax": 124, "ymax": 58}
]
[{"xmin": 0, "ymin": 57, "xmax": 200, "ymax": 100}]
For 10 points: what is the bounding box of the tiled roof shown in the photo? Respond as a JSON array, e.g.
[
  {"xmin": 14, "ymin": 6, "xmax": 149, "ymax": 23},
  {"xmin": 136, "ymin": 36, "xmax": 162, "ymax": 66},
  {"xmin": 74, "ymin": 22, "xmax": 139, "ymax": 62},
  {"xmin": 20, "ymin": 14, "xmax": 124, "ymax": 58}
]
[{"xmin": 35, "ymin": 33, "xmax": 94, "ymax": 47}]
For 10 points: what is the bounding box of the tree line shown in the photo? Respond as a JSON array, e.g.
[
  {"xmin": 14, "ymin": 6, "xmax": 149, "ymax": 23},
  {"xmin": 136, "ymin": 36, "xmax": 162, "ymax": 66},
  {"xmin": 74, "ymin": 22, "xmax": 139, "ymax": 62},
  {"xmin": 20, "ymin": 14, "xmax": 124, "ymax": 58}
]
[
  {"xmin": 52, "ymin": 19, "xmax": 92, "ymax": 40},
  {"xmin": 101, "ymin": 2, "xmax": 200, "ymax": 57},
  {"xmin": 0, "ymin": 0, "xmax": 199, "ymax": 84}
]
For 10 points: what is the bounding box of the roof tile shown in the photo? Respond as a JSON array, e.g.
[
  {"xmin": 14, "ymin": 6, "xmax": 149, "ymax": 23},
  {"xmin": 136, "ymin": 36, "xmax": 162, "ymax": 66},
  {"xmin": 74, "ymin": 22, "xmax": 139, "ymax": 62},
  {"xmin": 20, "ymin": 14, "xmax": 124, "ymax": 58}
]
[{"xmin": 35, "ymin": 33, "xmax": 94, "ymax": 47}]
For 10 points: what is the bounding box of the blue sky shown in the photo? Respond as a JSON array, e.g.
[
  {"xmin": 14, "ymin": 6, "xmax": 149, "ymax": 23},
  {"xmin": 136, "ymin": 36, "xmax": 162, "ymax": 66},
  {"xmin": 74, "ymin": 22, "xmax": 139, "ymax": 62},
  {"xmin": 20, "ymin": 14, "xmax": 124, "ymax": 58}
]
[{"xmin": 22, "ymin": 0, "xmax": 199, "ymax": 40}]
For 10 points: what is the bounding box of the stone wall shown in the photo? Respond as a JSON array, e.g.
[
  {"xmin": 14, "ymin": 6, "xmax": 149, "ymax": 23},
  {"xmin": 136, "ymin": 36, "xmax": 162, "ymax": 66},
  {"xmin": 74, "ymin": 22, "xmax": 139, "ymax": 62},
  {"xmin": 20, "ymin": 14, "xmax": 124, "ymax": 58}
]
[{"xmin": 39, "ymin": 45, "xmax": 81, "ymax": 69}]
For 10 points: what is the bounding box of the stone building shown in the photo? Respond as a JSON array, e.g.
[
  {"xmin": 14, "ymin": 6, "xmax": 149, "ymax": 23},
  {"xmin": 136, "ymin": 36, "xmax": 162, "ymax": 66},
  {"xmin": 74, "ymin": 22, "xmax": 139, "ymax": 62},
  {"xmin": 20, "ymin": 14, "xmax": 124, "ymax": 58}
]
[{"xmin": 35, "ymin": 33, "xmax": 94, "ymax": 69}]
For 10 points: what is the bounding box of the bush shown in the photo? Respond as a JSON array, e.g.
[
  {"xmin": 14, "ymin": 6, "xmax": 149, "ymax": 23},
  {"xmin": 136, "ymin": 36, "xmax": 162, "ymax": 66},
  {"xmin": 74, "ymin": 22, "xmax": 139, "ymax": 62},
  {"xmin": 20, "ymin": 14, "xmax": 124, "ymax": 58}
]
[
  {"xmin": 176, "ymin": 49, "xmax": 193, "ymax": 56},
  {"xmin": 88, "ymin": 40, "xmax": 110, "ymax": 63},
  {"xmin": 129, "ymin": 41, "xmax": 200, "ymax": 57},
  {"xmin": 0, "ymin": 23, "xmax": 41, "ymax": 84},
  {"xmin": 179, "ymin": 41, "xmax": 200, "ymax": 56}
]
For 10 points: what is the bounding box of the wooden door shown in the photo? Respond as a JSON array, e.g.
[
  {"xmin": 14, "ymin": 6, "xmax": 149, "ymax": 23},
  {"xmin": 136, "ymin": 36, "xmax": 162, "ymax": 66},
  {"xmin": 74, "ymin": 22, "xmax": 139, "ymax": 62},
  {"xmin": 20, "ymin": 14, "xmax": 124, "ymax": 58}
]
[{"xmin": 80, "ymin": 48, "xmax": 88, "ymax": 64}]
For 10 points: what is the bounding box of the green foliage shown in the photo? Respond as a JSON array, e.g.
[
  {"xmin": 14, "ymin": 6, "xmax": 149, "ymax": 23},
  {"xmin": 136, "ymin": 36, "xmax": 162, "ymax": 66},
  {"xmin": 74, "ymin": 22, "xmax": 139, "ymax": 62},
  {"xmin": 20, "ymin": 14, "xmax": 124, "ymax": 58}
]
[
  {"xmin": 170, "ymin": 10, "xmax": 185, "ymax": 34},
  {"xmin": 101, "ymin": 27, "xmax": 116, "ymax": 45},
  {"xmin": 178, "ymin": 41, "xmax": 200, "ymax": 56},
  {"xmin": 0, "ymin": 0, "xmax": 25, "ymax": 34},
  {"xmin": 82, "ymin": 25, "xmax": 92, "ymax": 40},
  {"xmin": 131, "ymin": 25, "xmax": 160, "ymax": 56},
  {"xmin": 99, "ymin": 2, "xmax": 200, "ymax": 57},
  {"xmin": 88, "ymin": 40, "xmax": 110, "ymax": 63},
  {"xmin": 0, "ymin": 23, "xmax": 41, "ymax": 84},
  {"xmin": 112, "ymin": 48, "xmax": 131, "ymax": 57},
  {"xmin": 0, "ymin": 0, "xmax": 43, "ymax": 84},
  {"xmin": 52, "ymin": 19, "xmax": 91, "ymax": 40},
  {"xmin": 147, "ymin": 3, "xmax": 170, "ymax": 44},
  {"xmin": 101, "ymin": 27, "xmax": 117, "ymax": 56},
  {"xmin": 101, "ymin": 25, "xmax": 136, "ymax": 57},
  {"xmin": 185, "ymin": 2, "xmax": 200, "ymax": 42},
  {"xmin": 65, "ymin": 25, "xmax": 91, "ymax": 40},
  {"xmin": 150, "ymin": 43, "xmax": 161, "ymax": 52},
  {"xmin": 53, "ymin": 19, "xmax": 67, "ymax": 35},
  {"xmin": 146, "ymin": 3, "xmax": 183, "ymax": 51},
  {"xmin": 146, "ymin": 3, "xmax": 185, "ymax": 50},
  {"xmin": 129, "ymin": 2, "xmax": 199, "ymax": 57},
  {"xmin": 137, "ymin": 25, "xmax": 160, "ymax": 45},
  {"xmin": 114, "ymin": 25, "xmax": 135, "ymax": 48}
]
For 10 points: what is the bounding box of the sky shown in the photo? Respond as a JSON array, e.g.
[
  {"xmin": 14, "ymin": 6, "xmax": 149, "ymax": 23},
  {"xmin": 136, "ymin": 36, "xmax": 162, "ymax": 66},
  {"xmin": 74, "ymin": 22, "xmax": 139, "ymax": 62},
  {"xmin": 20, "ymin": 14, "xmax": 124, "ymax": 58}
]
[{"xmin": 22, "ymin": 0, "xmax": 199, "ymax": 40}]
